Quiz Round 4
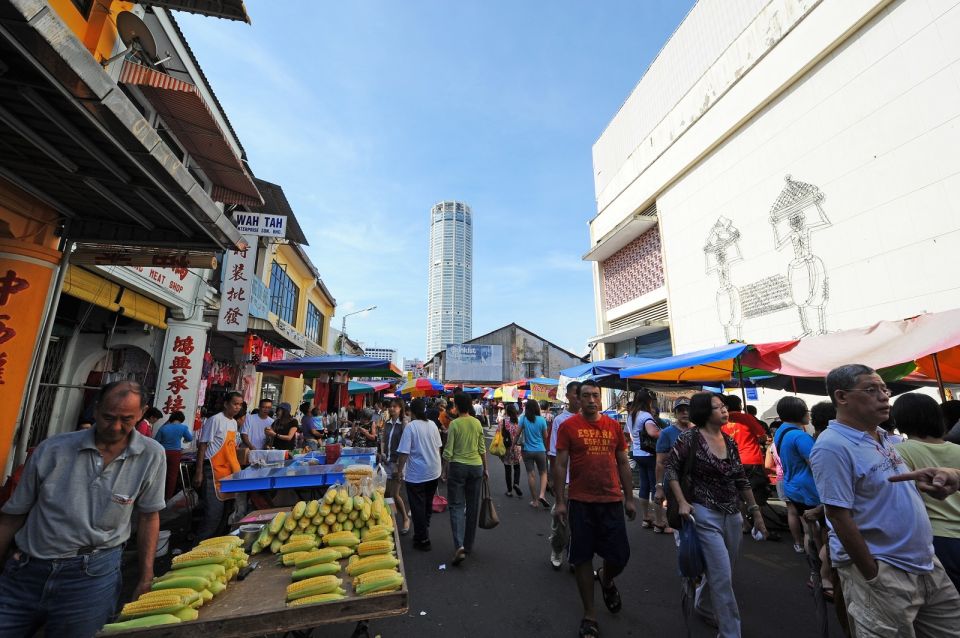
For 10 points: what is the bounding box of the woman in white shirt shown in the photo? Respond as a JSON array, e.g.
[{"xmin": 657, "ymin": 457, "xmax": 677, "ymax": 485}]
[{"xmin": 397, "ymin": 398, "xmax": 443, "ymax": 551}]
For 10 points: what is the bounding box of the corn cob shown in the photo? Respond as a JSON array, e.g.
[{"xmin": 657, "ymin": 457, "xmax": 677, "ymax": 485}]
[
  {"xmin": 289, "ymin": 533, "xmax": 314, "ymax": 545},
  {"xmin": 305, "ymin": 500, "xmax": 320, "ymax": 519},
  {"xmin": 151, "ymin": 576, "xmax": 210, "ymax": 592},
  {"xmin": 286, "ymin": 591, "xmax": 346, "ymax": 606},
  {"xmin": 323, "ymin": 531, "xmax": 360, "ymax": 547},
  {"xmin": 348, "ymin": 510, "xmax": 359, "ymax": 521},
  {"xmin": 291, "ymin": 500, "xmax": 307, "ymax": 520},
  {"xmin": 342, "ymin": 495, "xmax": 353, "ymax": 514},
  {"xmin": 172, "ymin": 606, "xmax": 200, "ymax": 622},
  {"xmin": 284, "ymin": 515, "xmax": 298, "ymax": 532},
  {"xmin": 335, "ymin": 488, "xmax": 348, "ymax": 505},
  {"xmin": 225, "ymin": 566, "xmax": 239, "ymax": 580},
  {"xmin": 323, "ymin": 485, "xmax": 338, "ymax": 504},
  {"xmin": 331, "ymin": 503, "xmax": 341, "ymax": 514},
  {"xmin": 277, "ymin": 528, "xmax": 290, "ymax": 542},
  {"xmin": 298, "ymin": 516, "xmax": 310, "ymax": 530},
  {"xmin": 331, "ymin": 522, "xmax": 343, "ymax": 533},
  {"xmin": 346, "ymin": 555, "xmax": 400, "ymax": 577},
  {"xmin": 353, "ymin": 568, "xmax": 401, "ymax": 585},
  {"xmin": 280, "ymin": 539, "xmax": 317, "ymax": 555},
  {"xmin": 171, "ymin": 546, "xmax": 231, "ymax": 568},
  {"xmin": 208, "ymin": 580, "xmax": 226, "ymax": 596},
  {"xmin": 291, "ymin": 562, "xmax": 341, "ymax": 580},
  {"xmin": 355, "ymin": 570, "xmax": 404, "ymax": 595},
  {"xmin": 281, "ymin": 551, "xmax": 311, "ymax": 567},
  {"xmin": 362, "ymin": 527, "xmax": 391, "ymax": 542},
  {"xmin": 294, "ymin": 548, "xmax": 341, "ymax": 568},
  {"xmin": 343, "ymin": 520, "xmax": 354, "ymax": 532},
  {"xmin": 101, "ymin": 615, "xmax": 182, "ymax": 632},
  {"xmin": 285, "ymin": 575, "xmax": 342, "ymax": 601},
  {"xmin": 357, "ymin": 539, "xmax": 394, "ymax": 557},
  {"xmin": 198, "ymin": 535, "xmax": 244, "ymax": 548},
  {"xmin": 269, "ymin": 511, "xmax": 287, "ymax": 534},
  {"xmin": 156, "ymin": 563, "xmax": 225, "ymax": 581},
  {"xmin": 199, "ymin": 589, "xmax": 213, "ymax": 603},
  {"xmin": 305, "ymin": 524, "xmax": 317, "ymax": 535},
  {"xmin": 332, "ymin": 545, "xmax": 355, "ymax": 559},
  {"xmin": 319, "ymin": 523, "xmax": 330, "ymax": 536},
  {"xmin": 360, "ymin": 502, "xmax": 371, "ymax": 522},
  {"xmin": 319, "ymin": 503, "xmax": 332, "ymax": 517},
  {"xmin": 136, "ymin": 589, "xmax": 200, "ymax": 607},
  {"xmin": 119, "ymin": 594, "xmax": 187, "ymax": 619},
  {"xmin": 270, "ymin": 538, "xmax": 283, "ymax": 554}
]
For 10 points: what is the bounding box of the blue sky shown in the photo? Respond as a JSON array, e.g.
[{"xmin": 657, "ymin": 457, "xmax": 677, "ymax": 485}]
[{"xmin": 178, "ymin": 1, "xmax": 695, "ymax": 362}]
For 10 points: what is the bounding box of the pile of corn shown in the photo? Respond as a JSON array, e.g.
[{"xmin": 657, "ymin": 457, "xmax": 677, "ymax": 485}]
[
  {"xmin": 251, "ymin": 486, "xmax": 393, "ymax": 557},
  {"xmin": 99, "ymin": 536, "xmax": 249, "ymax": 632},
  {"xmin": 344, "ymin": 464, "xmax": 374, "ymax": 487},
  {"xmin": 346, "ymin": 526, "xmax": 404, "ymax": 596}
]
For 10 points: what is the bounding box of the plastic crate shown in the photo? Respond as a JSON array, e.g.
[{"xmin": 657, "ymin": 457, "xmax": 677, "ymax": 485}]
[
  {"xmin": 219, "ymin": 467, "xmax": 275, "ymax": 493},
  {"xmin": 269, "ymin": 465, "xmax": 327, "ymax": 490}
]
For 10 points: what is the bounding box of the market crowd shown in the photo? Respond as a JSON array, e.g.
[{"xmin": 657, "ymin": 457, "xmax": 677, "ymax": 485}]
[{"xmin": 2, "ymin": 363, "xmax": 960, "ymax": 637}]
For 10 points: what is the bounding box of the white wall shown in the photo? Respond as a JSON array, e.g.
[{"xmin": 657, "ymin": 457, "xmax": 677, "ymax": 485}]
[{"xmin": 659, "ymin": 0, "xmax": 960, "ymax": 352}]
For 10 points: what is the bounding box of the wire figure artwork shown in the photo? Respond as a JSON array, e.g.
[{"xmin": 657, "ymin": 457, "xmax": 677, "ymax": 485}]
[
  {"xmin": 703, "ymin": 216, "xmax": 744, "ymax": 342},
  {"xmin": 769, "ymin": 175, "xmax": 831, "ymax": 336}
]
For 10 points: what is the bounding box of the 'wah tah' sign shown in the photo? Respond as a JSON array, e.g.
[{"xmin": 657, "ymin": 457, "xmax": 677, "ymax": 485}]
[{"xmin": 234, "ymin": 212, "xmax": 287, "ymax": 238}]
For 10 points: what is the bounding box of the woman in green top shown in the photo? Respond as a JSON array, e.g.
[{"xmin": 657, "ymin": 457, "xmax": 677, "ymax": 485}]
[
  {"xmin": 442, "ymin": 392, "xmax": 489, "ymax": 566},
  {"xmin": 891, "ymin": 392, "xmax": 960, "ymax": 592}
]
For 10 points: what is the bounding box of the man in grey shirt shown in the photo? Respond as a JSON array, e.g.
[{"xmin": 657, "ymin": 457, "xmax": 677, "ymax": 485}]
[{"xmin": 0, "ymin": 380, "xmax": 166, "ymax": 637}]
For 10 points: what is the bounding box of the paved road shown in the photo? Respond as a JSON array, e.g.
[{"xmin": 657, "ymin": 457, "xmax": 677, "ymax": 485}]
[{"xmin": 321, "ymin": 460, "xmax": 842, "ymax": 638}]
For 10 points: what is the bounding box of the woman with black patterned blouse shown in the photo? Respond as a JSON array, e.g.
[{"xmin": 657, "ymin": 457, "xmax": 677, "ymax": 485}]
[{"xmin": 665, "ymin": 392, "xmax": 768, "ymax": 638}]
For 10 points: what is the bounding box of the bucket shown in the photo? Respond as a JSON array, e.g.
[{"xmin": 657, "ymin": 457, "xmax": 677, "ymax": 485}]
[
  {"xmin": 155, "ymin": 530, "xmax": 171, "ymax": 557},
  {"xmin": 326, "ymin": 443, "xmax": 341, "ymax": 465},
  {"xmin": 239, "ymin": 524, "xmax": 263, "ymax": 552}
]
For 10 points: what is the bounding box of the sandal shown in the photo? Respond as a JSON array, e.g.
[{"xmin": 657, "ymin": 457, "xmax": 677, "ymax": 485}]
[
  {"xmin": 641, "ymin": 520, "xmax": 653, "ymax": 529},
  {"xmin": 578, "ymin": 618, "xmax": 600, "ymax": 637},
  {"xmin": 595, "ymin": 568, "xmax": 622, "ymax": 614},
  {"xmin": 652, "ymin": 525, "xmax": 665, "ymax": 534}
]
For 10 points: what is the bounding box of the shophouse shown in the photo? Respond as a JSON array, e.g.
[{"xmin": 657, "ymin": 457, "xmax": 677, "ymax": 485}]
[{"xmin": 0, "ymin": 0, "xmax": 254, "ymax": 472}]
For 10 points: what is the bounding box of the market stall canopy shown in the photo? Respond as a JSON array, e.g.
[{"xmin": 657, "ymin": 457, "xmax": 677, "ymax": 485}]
[
  {"xmin": 560, "ymin": 356, "xmax": 654, "ymax": 379},
  {"xmin": 619, "ymin": 342, "xmax": 798, "ymax": 383},
  {"xmin": 348, "ymin": 381, "xmax": 376, "ymax": 394},
  {"xmin": 741, "ymin": 309, "xmax": 960, "ymax": 380},
  {"xmin": 140, "ymin": 1, "xmax": 252, "ymax": 23},
  {"xmin": 256, "ymin": 354, "xmax": 401, "ymax": 379},
  {"xmin": 398, "ymin": 378, "xmax": 444, "ymax": 398}
]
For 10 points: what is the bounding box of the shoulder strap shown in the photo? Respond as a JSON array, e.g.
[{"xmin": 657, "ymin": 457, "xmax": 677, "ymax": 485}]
[{"xmin": 682, "ymin": 431, "xmax": 699, "ymax": 476}]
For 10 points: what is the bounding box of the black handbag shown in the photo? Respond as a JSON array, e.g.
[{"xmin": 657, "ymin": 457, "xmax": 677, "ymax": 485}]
[{"xmin": 666, "ymin": 430, "xmax": 699, "ymax": 530}]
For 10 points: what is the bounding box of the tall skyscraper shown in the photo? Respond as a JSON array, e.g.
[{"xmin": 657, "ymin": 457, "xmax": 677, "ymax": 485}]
[{"xmin": 426, "ymin": 201, "xmax": 473, "ymax": 359}]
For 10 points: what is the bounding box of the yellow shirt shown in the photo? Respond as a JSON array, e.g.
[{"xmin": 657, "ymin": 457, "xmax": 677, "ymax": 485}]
[{"xmin": 895, "ymin": 439, "xmax": 960, "ymax": 539}]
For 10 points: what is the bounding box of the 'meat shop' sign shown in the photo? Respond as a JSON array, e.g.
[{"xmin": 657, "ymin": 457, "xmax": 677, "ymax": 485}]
[{"xmin": 234, "ymin": 212, "xmax": 287, "ymax": 238}]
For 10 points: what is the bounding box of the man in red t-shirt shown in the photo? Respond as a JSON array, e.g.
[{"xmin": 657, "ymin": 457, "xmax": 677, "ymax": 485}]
[
  {"xmin": 721, "ymin": 394, "xmax": 771, "ymax": 529},
  {"xmin": 553, "ymin": 380, "xmax": 636, "ymax": 638}
]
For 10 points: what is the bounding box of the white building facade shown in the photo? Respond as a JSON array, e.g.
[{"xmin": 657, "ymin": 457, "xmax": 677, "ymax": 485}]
[
  {"xmin": 426, "ymin": 200, "xmax": 473, "ymax": 359},
  {"xmin": 363, "ymin": 347, "xmax": 400, "ymax": 367},
  {"xmin": 589, "ymin": 0, "xmax": 960, "ymax": 358}
]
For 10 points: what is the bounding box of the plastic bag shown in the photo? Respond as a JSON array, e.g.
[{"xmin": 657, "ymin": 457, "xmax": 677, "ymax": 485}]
[
  {"xmin": 677, "ymin": 517, "xmax": 704, "ymax": 578},
  {"xmin": 489, "ymin": 430, "xmax": 506, "ymax": 457},
  {"xmin": 373, "ymin": 463, "xmax": 387, "ymax": 495}
]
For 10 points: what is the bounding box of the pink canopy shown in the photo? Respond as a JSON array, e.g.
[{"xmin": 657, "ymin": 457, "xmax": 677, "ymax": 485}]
[{"xmin": 741, "ymin": 308, "xmax": 960, "ymax": 378}]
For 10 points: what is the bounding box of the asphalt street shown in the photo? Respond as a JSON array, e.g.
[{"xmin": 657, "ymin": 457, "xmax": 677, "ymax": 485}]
[{"xmin": 319, "ymin": 459, "xmax": 843, "ymax": 638}]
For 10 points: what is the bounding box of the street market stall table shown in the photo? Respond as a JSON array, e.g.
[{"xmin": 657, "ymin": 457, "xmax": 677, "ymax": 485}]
[{"xmin": 97, "ymin": 505, "xmax": 408, "ymax": 638}]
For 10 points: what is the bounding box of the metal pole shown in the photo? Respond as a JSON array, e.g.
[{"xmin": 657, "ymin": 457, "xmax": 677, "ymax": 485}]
[
  {"xmin": 932, "ymin": 352, "xmax": 947, "ymax": 402},
  {"xmin": 736, "ymin": 356, "xmax": 748, "ymax": 405},
  {"xmin": 338, "ymin": 315, "xmax": 346, "ymax": 354},
  {"xmin": 14, "ymin": 240, "xmax": 72, "ymax": 467}
]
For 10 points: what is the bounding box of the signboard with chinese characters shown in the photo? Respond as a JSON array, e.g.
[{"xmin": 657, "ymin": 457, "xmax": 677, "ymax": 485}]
[
  {"xmin": 0, "ymin": 248, "xmax": 59, "ymax": 471},
  {"xmin": 155, "ymin": 321, "xmax": 207, "ymax": 419},
  {"xmin": 217, "ymin": 236, "xmax": 258, "ymax": 332},
  {"xmin": 234, "ymin": 212, "xmax": 287, "ymax": 238}
]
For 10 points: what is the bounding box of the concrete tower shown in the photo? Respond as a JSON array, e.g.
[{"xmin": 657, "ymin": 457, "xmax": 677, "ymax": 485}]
[{"xmin": 426, "ymin": 200, "xmax": 473, "ymax": 360}]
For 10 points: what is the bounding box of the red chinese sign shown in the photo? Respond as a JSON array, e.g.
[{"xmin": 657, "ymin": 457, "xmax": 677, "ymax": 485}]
[
  {"xmin": 155, "ymin": 327, "xmax": 205, "ymax": 418},
  {"xmin": 0, "ymin": 250, "xmax": 58, "ymax": 472},
  {"xmin": 217, "ymin": 236, "xmax": 257, "ymax": 333}
]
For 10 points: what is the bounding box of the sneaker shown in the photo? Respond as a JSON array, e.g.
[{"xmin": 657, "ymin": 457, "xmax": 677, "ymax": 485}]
[
  {"xmin": 794, "ymin": 543, "xmax": 805, "ymax": 554},
  {"xmin": 550, "ymin": 550, "xmax": 562, "ymax": 570},
  {"xmin": 452, "ymin": 547, "xmax": 466, "ymax": 566}
]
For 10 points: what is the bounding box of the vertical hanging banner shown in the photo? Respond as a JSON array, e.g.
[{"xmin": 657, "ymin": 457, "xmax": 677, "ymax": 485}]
[
  {"xmin": 217, "ymin": 236, "xmax": 257, "ymax": 332},
  {"xmin": 0, "ymin": 245, "xmax": 59, "ymax": 472},
  {"xmin": 155, "ymin": 320, "xmax": 208, "ymax": 418}
]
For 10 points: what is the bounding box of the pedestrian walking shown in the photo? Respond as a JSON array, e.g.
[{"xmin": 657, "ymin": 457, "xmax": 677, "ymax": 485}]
[
  {"xmin": 654, "ymin": 397, "xmax": 692, "ymax": 535},
  {"xmin": 397, "ymin": 398, "xmax": 443, "ymax": 551},
  {"xmin": 891, "ymin": 392, "xmax": 960, "ymax": 592},
  {"xmin": 552, "ymin": 380, "xmax": 637, "ymax": 638},
  {"xmin": 810, "ymin": 364, "xmax": 960, "ymax": 637},
  {"xmin": 665, "ymin": 391, "xmax": 768, "ymax": 638},
  {"xmin": 0, "ymin": 381, "xmax": 166, "ymax": 638},
  {"xmin": 519, "ymin": 399, "xmax": 550, "ymax": 509},
  {"xmin": 628, "ymin": 389, "xmax": 664, "ymax": 531},
  {"xmin": 548, "ymin": 380, "xmax": 581, "ymax": 570},
  {"xmin": 135, "ymin": 406, "xmax": 163, "ymax": 437},
  {"xmin": 381, "ymin": 398, "xmax": 411, "ymax": 535},
  {"xmin": 194, "ymin": 392, "xmax": 243, "ymax": 539},
  {"xmin": 153, "ymin": 410, "xmax": 193, "ymax": 501},
  {"xmin": 499, "ymin": 404, "xmax": 523, "ymax": 497},
  {"xmin": 442, "ymin": 393, "xmax": 489, "ymax": 566}
]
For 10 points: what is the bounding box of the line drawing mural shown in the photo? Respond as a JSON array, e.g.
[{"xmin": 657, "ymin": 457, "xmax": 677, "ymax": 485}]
[
  {"xmin": 769, "ymin": 175, "xmax": 831, "ymax": 336},
  {"xmin": 703, "ymin": 216, "xmax": 744, "ymax": 342},
  {"xmin": 703, "ymin": 175, "xmax": 832, "ymax": 341}
]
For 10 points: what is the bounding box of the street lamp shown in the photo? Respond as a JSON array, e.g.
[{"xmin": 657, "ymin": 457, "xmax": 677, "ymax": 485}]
[{"xmin": 338, "ymin": 305, "xmax": 377, "ymax": 353}]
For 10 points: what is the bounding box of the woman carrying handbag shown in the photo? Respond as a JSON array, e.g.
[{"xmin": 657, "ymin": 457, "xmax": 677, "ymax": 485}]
[{"xmin": 499, "ymin": 404, "xmax": 523, "ymax": 497}]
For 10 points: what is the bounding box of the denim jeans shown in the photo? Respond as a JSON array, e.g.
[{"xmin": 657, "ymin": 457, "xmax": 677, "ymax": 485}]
[
  {"xmin": 692, "ymin": 503, "xmax": 743, "ymax": 638},
  {"xmin": 447, "ymin": 462, "xmax": 483, "ymax": 551},
  {"xmin": 405, "ymin": 478, "xmax": 439, "ymax": 544},
  {"xmin": 0, "ymin": 545, "xmax": 123, "ymax": 638}
]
